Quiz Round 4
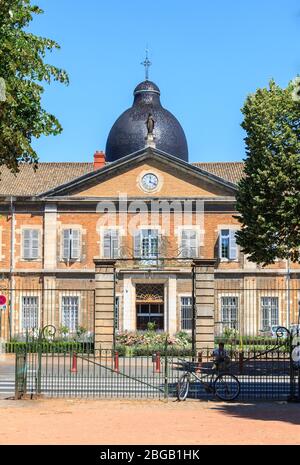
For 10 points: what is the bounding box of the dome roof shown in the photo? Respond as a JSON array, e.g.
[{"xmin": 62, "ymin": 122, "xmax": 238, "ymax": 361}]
[{"xmin": 105, "ymin": 80, "xmax": 188, "ymax": 162}]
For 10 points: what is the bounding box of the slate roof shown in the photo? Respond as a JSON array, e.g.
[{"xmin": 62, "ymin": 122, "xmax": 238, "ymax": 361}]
[{"xmin": 0, "ymin": 161, "xmax": 244, "ymax": 197}]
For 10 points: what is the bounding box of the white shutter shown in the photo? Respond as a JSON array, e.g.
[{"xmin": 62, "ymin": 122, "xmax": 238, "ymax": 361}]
[
  {"xmin": 181, "ymin": 230, "xmax": 197, "ymax": 258},
  {"xmin": 218, "ymin": 231, "xmax": 223, "ymax": 259},
  {"xmin": 189, "ymin": 230, "xmax": 197, "ymax": 258},
  {"xmin": 31, "ymin": 230, "xmax": 39, "ymax": 259},
  {"xmin": 111, "ymin": 230, "xmax": 119, "ymax": 258},
  {"xmin": 150, "ymin": 229, "xmax": 158, "ymax": 257},
  {"xmin": 23, "ymin": 229, "xmax": 31, "ymax": 259},
  {"xmin": 103, "ymin": 230, "xmax": 112, "ymax": 258},
  {"xmin": 71, "ymin": 229, "xmax": 80, "ymax": 259},
  {"xmin": 62, "ymin": 230, "xmax": 70, "ymax": 260},
  {"xmin": 181, "ymin": 230, "xmax": 189, "ymax": 257},
  {"xmin": 229, "ymin": 229, "xmax": 238, "ymax": 260},
  {"xmin": 134, "ymin": 231, "xmax": 141, "ymax": 258}
]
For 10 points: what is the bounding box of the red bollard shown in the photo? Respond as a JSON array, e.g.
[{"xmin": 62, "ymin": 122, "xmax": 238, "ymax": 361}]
[
  {"xmin": 114, "ymin": 351, "xmax": 119, "ymax": 372},
  {"xmin": 70, "ymin": 352, "xmax": 77, "ymax": 373},
  {"xmin": 196, "ymin": 351, "xmax": 202, "ymax": 373},
  {"xmin": 155, "ymin": 352, "xmax": 161, "ymax": 373}
]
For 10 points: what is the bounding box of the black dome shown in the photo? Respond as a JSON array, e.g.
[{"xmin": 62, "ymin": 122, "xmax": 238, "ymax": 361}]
[{"xmin": 105, "ymin": 80, "xmax": 188, "ymax": 162}]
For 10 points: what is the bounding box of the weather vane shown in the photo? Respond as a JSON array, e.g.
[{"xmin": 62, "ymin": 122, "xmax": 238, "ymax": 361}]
[{"xmin": 141, "ymin": 48, "xmax": 151, "ymax": 81}]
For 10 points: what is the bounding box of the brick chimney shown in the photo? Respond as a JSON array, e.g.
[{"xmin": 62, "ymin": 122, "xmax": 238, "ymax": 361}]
[{"xmin": 93, "ymin": 151, "xmax": 106, "ymax": 170}]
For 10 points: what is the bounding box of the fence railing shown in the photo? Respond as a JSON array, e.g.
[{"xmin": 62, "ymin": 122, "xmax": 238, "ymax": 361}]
[{"xmin": 14, "ymin": 341, "xmax": 299, "ymax": 401}]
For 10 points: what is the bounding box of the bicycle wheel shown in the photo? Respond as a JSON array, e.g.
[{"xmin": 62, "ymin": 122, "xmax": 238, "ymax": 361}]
[
  {"xmin": 214, "ymin": 373, "xmax": 240, "ymax": 401},
  {"xmin": 177, "ymin": 373, "xmax": 190, "ymax": 401}
]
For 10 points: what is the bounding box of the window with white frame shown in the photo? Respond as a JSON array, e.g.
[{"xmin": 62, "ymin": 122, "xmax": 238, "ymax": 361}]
[
  {"xmin": 221, "ymin": 296, "xmax": 238, "ymax": 330},
  {"xmin": 22, "ymin": 296, "xmax": 39, "ymax": 330},
  {"xmin": 61, "ymin": 296, "xmax": 79, "ymax": 331},
  {"xmin": 103, "ymin": 229, "xmax": 119, "ymax": 258},
  {"xmin": 180, "ymin": 297, "xmax": 193, "ymax": 330},
  {"xmin": 62, "ymin": 229, "xmax": 81, "ymax": 261},
  {"xmin": 219, "ymin": 229, "xmax": 238, "ymax": 260},
  {"xmin": 134, "ymin": 229, "xmax": 159, "ymax": 259},
  {"xmin": 261, "ymin": 297, "xmax": 279, "ymax": 330},
  {"xmin": 22, "ymin": 229, "xmax": 40, "ymax": 260},
  {"xmin": 180, "ymin": 229, "xmax": 198, "ymax": 258}
]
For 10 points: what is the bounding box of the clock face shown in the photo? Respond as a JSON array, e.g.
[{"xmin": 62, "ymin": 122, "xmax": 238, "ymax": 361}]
[{"xmin": 141, "ymin": 173, "xmax": 158, "ymax": 191}]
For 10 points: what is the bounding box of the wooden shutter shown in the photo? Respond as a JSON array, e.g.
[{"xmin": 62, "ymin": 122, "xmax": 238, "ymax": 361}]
[
  {"xmin": 111, "ymin": 230, "xmax": 119, "ymax": 258},
  {"xmin": 103, "ymin": 230, "xmax": 112, "ymax": 258},
  {"xmin": 181, "ymin": 230, "xmax": 189, "ymax": 257},
  {"xmin": 23, "ymin": 229, "xmax": 31, "ymax": 259},
  {"xmin": 218, "ymin": 230, "xmax": 223, "ymax": 259},
  {"xmin": 134, "ymin": 231, "xmax": 141, "ymax": 258},
  {"xmin": 189, "ymin": 230, "xmax": 197, "ymax": 258},
  {"xmin": 62, "ymin": 229, "xmax": 70, "ymax": 260},
  {"xmin": 71, "ymin": 229, "xmax": 80, "ymax": 259},
  {"xmin": 181, "ymin": 230, "xmax": 197, "ymax": 258},
  {"xmin": 31, "ymin": 230, "xmax": 39, "ymax": 259},
  {"xmin": 229, "ymin": 229, "xmax": 238, "ymax": 260}
]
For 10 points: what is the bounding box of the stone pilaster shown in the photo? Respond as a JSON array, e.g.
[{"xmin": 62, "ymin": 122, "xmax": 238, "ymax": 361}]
[
  {"xmin": 44, "ymin": 203, "xmax": 57, "ymax": 270},
  {"xmin": 193, "ymin": 259, "xmax": 216, "ymax": 353},
  {"xmin": 94, "ymin": 259, "xmax": 116, "ymax": 351}
]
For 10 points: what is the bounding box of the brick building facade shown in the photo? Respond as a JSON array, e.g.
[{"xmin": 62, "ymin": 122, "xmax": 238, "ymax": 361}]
[{"xmin": 0, "ymin": 79, "xmax": 298, "ymax": 349}]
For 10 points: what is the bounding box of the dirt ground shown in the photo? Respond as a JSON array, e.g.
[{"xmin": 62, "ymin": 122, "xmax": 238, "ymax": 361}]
[{"xmin": 0, "ymin": 398, "xmax": 299, "ymax": 445}]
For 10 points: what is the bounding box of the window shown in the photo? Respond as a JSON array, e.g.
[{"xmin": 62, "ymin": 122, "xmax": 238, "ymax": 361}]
[
  {"xmin": 180, "ymin": 230, "xmax": 197, "ymax": 258},
  {"xmin": 261, "ymin": 297, "xmax": 279, "ymax": 330},
  {"xmin": 180, "ymin": 297, "xmax": 193, "ymax": 330},
  {"xmin": 221, "ymin": 297, "xmax": 238, "ymax": 330},
  {"xmin": 136, "ymin": 303, "xmax": 164, "ymax": 330},
  {"xmin": 61, "ymin": 296, "xmax": 79, "ymax": 331},
  {"xmin": 219, "ymin": 229, "xmax": 237, "ymax": 260},
  {"xmin": 22, "ymin": 229, "xmax": 40, "ymax": 259},
  {"xmin": 134, "ymin": 229, "xmax": 159, "ymax": 260},
  {"xmin": 103, "ymin": 229, "xmax": 119, "ymax": 258},
  {"xmin": 115, "ymin": 296, "xmax": 120, "ymax": 330},
  {"xmin": 62, "ymin": 229, "xmax": 81, "ymax": 260},
  {"xmin": 22, "ymin": 296, "xmax": 38, "ymax": 330}
]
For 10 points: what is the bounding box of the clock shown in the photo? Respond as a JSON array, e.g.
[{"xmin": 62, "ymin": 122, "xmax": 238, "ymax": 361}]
[{"xmin": 140, "ymin": 173, "xmax": 159, "ymax": 191}]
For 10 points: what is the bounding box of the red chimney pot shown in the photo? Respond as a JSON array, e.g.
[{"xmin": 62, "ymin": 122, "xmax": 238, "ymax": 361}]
[{"xmin": 94, "ymin": 151, "xmax": 106, "ymax": 170}]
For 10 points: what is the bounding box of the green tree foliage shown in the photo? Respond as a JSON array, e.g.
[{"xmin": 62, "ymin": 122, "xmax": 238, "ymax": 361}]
[
  {"xmin": 235, "ymin": 79, "xmax": 300, "ymax": 265},
  {"xmin": 0, "ymin": 0, "xmax": 69, "ymax": 172}
]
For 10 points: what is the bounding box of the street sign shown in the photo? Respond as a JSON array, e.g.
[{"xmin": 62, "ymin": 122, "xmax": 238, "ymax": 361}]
[{"xmin": 0, "ymin": 295, "xmax": 7, "ymax": 311}]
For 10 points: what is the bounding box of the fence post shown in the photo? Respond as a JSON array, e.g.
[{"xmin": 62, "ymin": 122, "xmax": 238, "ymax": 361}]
[
  {"xmin": 288, "ymin": 331, "xmax": 299, "ymax": 402},
  {"xmin": 239, "ymin": 351, "xmax": 244, "ymax": 374},
  {"xmin": 164, "ymin": 338, "xmax": 169, "ymax": 400},
  {"xmin": 37, "ymin": 344, "xmax": 42, "ymax": 395}
]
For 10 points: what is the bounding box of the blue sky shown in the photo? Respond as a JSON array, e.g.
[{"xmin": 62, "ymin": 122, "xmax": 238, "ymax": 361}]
[{"xmin": 30, "ymin": 0, "xmax": 300, "ymax": 164}]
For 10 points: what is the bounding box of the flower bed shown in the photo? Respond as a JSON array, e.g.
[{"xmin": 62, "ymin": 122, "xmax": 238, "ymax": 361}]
[{"xmin": 115, "ymin": 330, "xmax": 193, "ymax": 356}]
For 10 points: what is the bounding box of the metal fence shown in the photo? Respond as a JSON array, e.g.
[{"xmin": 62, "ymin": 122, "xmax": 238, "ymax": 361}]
[{"xmin": 14, "ymin": 341, "xmax": 300, "ymax": 401}]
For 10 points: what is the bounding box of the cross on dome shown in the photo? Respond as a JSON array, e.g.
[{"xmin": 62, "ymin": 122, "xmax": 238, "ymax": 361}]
[{"xmin": 141, "ymin": 48, "xmax": 152, "ymax": 81}]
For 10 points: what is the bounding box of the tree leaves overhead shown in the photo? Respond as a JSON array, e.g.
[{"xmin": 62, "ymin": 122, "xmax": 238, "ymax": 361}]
[
  {"xmin": 0, "ymin": 0, "xmax": 69, "ymax": 172},
  {"xmin": 235, "ymin": 79, "xmax": 300, "ymax": 265}
]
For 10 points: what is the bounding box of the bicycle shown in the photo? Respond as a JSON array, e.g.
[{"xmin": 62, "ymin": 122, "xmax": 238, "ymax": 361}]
[{"xmin": 176, "ymin": 358, "xmax": 240, "ymax": 401}]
